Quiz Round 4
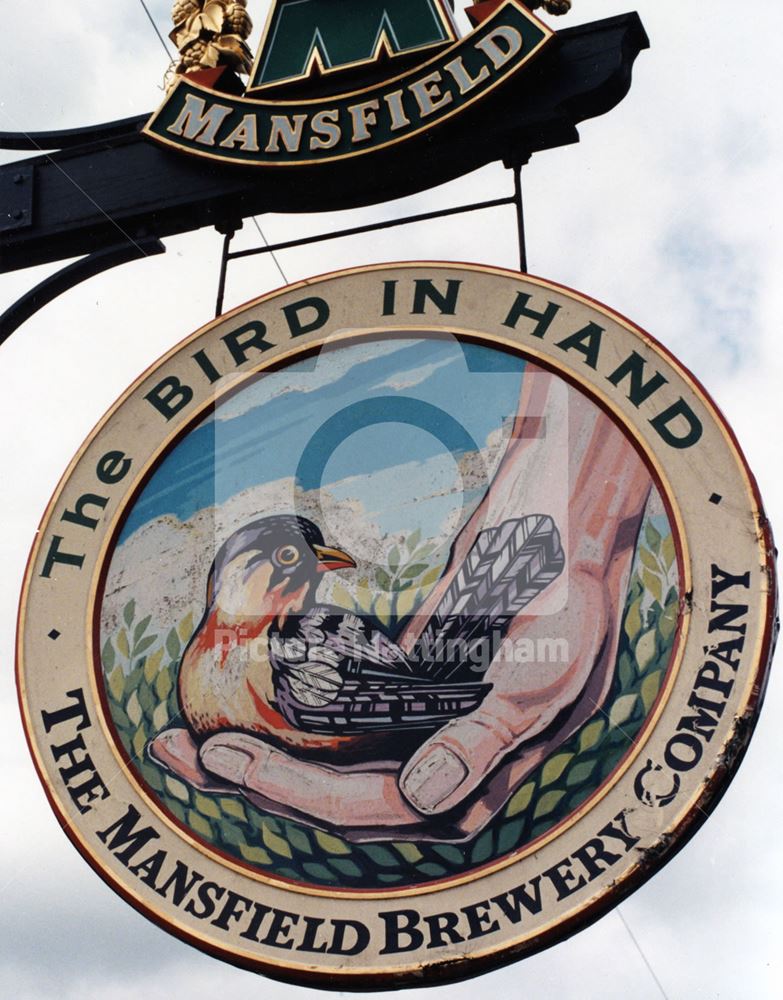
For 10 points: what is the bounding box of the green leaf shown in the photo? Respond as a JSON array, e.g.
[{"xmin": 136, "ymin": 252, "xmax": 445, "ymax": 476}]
[
  {"xmin": 375, "ymin": 568, "xmax": 392, "ymax": 592},
  {"xmin": 331, "ymin": 581, "xmax": 354, "ymax": 611},
  {"xmin": 533, "ymin": 789, "xmax": 566, "ymax": 821},
  {"xmin": 566, "ymin": 758, "xmax": 599, "ymax": 788},
  {"xmin": 609, "ymin": 693, "xmax": 638, "ymax": 729},
  {"xmin": 134, "ymin": 634, "xmax": 157, "ymax": 658},
  {"xmin": 219, "ymin": 797, "xmax": 247, "ymax": 821},
  {"xmin": 165, "ymin": 776, "xmax": 190, "ymax": 802},
  {"xmin": 218, "ymin": 820, "xmax": 246, "ymax": 848},
  {"xmin": 579, "ymin": 719, "xmax": 606, "ymax": 753},
  {"xmin": 541, "ymin": 753, "xmax": 574, "ymax": 787},
  {"xmin": 133, "ymin": 615, "xmax": 152, "ymax": 644},
  {"xmin": 156, "ymin": 668, "xmax": 173, "ymax": 702},
  {"xmin": 505, "ymin": 781, "xmax": 535, "ymax": 818},
  {"xmin": 374, "ymin": 593, "xmax": 391, "ymax": 627},
  {"xmin": 165, "ymin": 628, "xmax": 181, "ymax": 661},
  {"xmin": 635, "ymin": 629, "xmax": 658, "ymax": 674},
  {"xmin": 406, "ymin": 527, "xmax": 422, "ymax": 551},
  {"xmin": 314, "ymin": 830, "xmax": 351, "ymax": 856},
  {"xmin": 395, "ymin": 585, "xmax": 419, "ymax": 619},
  {"xmin": 496, "ymin": 819, "xmax": 525, "ymax": 856},
  {"xmin": 102, "ymin": 638, "xmax": 116, "ymax": 672},
  {"xmin": 642, "ymin": 568, "xmax": 663, "ymax": 604},
  {"xmin": 470, "ymin": 829, "xmax": 495, "ymax": 864},
  {"xmin": 638, "ymin": 547, "xmax": 660, "ymax": 574},
  {"xmin": 303, "ymin": 862, "xmax": 337, "ymax": 883},
  {"xmin": 420, "ymin": 564, "xmax": 445, "ymax": 588},
  {"xmin": 123, "ymin": 600, "xmax": 136, "ymax": 628},
  {"xmin": 416, "ymin": 862, "xmax": 448, "ymax": 879},
  {"xmin": 659, "ymin": 601, "xmax": 679, "ymax": 642},
  {"xmin": 360, "ymin": 844, "xmax": 399, "ymax": 868},
  {"xmin": 286, "ymin": 825, "xmax": 313, "ymax": 855},
  {"xmin": 152, "ymin": 702, "xmax": 169, "ymax": 733},
  {"xmin": 401, "ymin": 563, "xmax": 429, "ymax": 580},
  {"xmin": 618, "ymin": 651, "xmax": 635, "ymax": 690},
  {"xmin": 431, "ymin": 843, "xmax": 465, "ymax": 866},
  {"xmin": 143, "ymin": 648, "xmax": 164, "ymax": 684},
  {"xmin": 107, "ymin": 664, "xmax": 125, "ymax": 703},
  {"xmin": 387, "ymin": 545, "xmax": 400, "ymax": 572},
  {"xmin": 239, "ymin": 843, "xmax": 272, "ymax": 866},
  {"xmin": 624, "ymin": 598, "xmax": 643, "ymax": 643},
  {"xmin": 132, "ymin": 725, "xmax": 147, "ymax": 759},
  {"xmin": 645, "ymin": 522, "xmax": 662, "ymax": 552},
  {"xmin": 126, "ymin": 691, "xmax": 143, "ymax": 728},
  {"xmin": 138, "ymin": 682, "xmax": 155, "ymax": 716},
  {"xmin": 116, "ymin": 628, "xmax": 130, "ymax": 659},
  {"xmin": 393, "ymin": 842, "xmax": 423, "ymax": 863},
  {"xmin": 328, "ymin": 858, "xmax": 364, "ymax": 879},
  {"xmin": 178, "ymin": 611, "xmax": 195, "ymax": 643},
  {"xmin": 641, "ymin": 670, "xmax": 664, "ymax": 714},
  {"xmin": 194, "ymin": 793, "xmax": 222, "ymax": 819},
  {"xmin": 662, "ymin": 533, "xmax": 676, "ymax": 570},
  {"xmin": 262, "ymin": 824, "xmax": 293, "ymax": 859},
  {"xmin": 187, "ymin": 810, "xmax": 212, "ymax": 839},
  {"xmin": 411, "ymin": 542, "xmax": 436, "ymax": 562}
]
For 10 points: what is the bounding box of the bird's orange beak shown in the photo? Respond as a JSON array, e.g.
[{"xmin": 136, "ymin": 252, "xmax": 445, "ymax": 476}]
[{"xmin": 312, "ymin": 543, "xmax": 356, "ymax": 572}]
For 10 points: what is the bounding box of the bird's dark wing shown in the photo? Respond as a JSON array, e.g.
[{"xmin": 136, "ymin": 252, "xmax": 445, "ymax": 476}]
[
  {"xmin": 275, "ymin": 676, "xmax": 492, "ymax": 735},
  {"xmin": 413, "ymin": 514, "xmax": 565, "ymax": 681},
  {"xmin": 269, "ymin": 605, "xmax": 417, "ymax": 711}
]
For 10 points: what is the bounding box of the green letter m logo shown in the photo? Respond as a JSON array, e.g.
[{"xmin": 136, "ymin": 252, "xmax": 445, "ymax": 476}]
[{"xmin": 248, "ymin": 0, "xmax": 457, "ymax": 91}]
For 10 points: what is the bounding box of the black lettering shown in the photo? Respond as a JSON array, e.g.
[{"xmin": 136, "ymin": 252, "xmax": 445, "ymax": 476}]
[
  {"xmin": 239, "ymin": 902, "xmax": 272, "ymax": 942},
  {"xmin": 61, "ymin": 493, "xmax": 108, "ymax": 531},
  {"xmin": 299, "ymin": 915, "xmax": 328, "ymax": 954},
  {"xmin": 572, "ymin": 838, "xmax": 622, "ymax": 882},
  {"xmin": 128, "ymin": 849, "xmax": 168, "ymax": 888},
  {"xmin": 40, "ymin": 535, "xmax": 85, "ymax": 578},
  {"xmin": 145, "ymin": 375, "xmax": 194, "ymax": 420},
  {"xmin": 283, "ymin": 296, "xmax": 330, "ymax": 337},
  {"xmin": 502, "ymin": 292, "xmax": 560, "ymax": 337},
  {"xmin": 424, "ymin": 911, "xmax": 465, "ymax": 949},
  {"xmin": 597, "ymin": 811, "xmax": 641, "ymax": 853},
  {"xmin": 462, "ymin": 899, "xmax": 500, "ymax": 940},
  {"xmin": 192, "ymin": 348, "xmax": 222, "ymax": 383},
  {"xmin": 490, "ymin": 877, "xmax": 544, "ymax": 922},
  {"xmin": 97, "ymin": 805, "xmax": 161, "ymax": 865},
  {"xmin": 542, "ymin": 859, "xmax": 587, "ymax": 901},
  {"xmin": 96, "ymin": 450, "xmax": 132, "ymax": 485},
  {"xmin": 411, "ymin": 278, "xmax": 461, "ymax": 316},
  {"xmin": 222, "ymin": 321, "xmax": 274, "ymax": 365},
  {"xmin": 382, "ymin": 279, "xmax": 397, "ymax": 316},
  {"xmin": 708, "ymin": 602, "xmax": 748, "ymax": 635},
  {"xmin": 328, "ymin": 919, "xmax": 370, "ymax": 956},
  {"xmin": 212, "ymin": 890, "xmax": 253, "ymax": 930},
  {"xmin": 41, "ymin": 689, "xmax": 90, "ymax": 734},
  {"xmin": 711, "ymin": 565, "xmax": 751, "ymax": 599},
  {"xmin": 155, "ymin": 861, "xmax": 204, "ymax": 907},
  {"xmin": 261, "ymin": 908, "xmax": 300, "ymax": 950},
  {"xmin": 694, "ymin": 662, "xmax": 735, "ymax": 699},
  {"xmin": 650, "ymin": 398, "xmax": 703, "ymax": 449},
  {"xmin": 607, "ymin": 351, "xmax": 668, "ymax": 406},
  {"xmin": 379, "ymin": 909, "xmax": 424, "ymax": 954},
  {"xmin": 184, "ymin": 880, "xmax": 226, "ymax": 920},
  {"xmin": 665, "ymin": 732, "xmax": 703, "ymax": 772},
  {"xmin": 555, "ymin": 322, "xmax": 604, "ymax": 369},
  {"xmin": 709, "ymin": 637, "xmax": 745, "ymax": 670}
]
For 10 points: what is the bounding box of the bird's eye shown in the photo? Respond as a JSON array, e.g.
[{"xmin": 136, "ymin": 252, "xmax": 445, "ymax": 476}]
[{"xmin": 275, "ymin": 544, "xmax": 300, "ymax": 566}]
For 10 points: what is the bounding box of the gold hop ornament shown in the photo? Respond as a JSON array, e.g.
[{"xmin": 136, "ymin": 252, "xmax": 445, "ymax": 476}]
[{"xmin": 170, "ymin": 0, "xmax": 254, "ymax": 77}]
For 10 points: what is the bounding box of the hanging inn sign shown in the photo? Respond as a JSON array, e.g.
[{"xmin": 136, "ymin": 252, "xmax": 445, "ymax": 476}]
[{"xmin": 5, "ymin": 0, "xmax": 778, "ymax": 991}]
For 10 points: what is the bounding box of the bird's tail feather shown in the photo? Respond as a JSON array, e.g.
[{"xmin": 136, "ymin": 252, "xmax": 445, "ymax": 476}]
[{"xmin": 413, "ymin": 514, "xmax": 565, "ymax": 681}]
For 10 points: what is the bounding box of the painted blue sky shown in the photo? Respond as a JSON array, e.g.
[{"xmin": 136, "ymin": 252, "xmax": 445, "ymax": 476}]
[{"xmin": 120, "ymin": 335, "xmax": 525, "ymax": 541}]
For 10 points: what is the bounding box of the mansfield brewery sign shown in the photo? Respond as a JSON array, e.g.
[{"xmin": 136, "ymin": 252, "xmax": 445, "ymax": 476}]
[{"xmin": 10, "ymin": 0, "xmax": 778, "ymax": 990}]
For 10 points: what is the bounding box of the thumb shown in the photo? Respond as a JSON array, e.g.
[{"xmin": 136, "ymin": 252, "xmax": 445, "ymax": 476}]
[{"xmin": 400, "ymin": 707, "xmax": 522, "ymax": 816}]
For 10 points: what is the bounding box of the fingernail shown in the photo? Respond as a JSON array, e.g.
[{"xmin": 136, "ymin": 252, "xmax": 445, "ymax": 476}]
[
  {"xmin": 200, "ymin": 744, "xmax": 251, "ymax": 784},
  {"xmin": 402, "ymin": 745, "xmax": 468, "ymax": 815}
]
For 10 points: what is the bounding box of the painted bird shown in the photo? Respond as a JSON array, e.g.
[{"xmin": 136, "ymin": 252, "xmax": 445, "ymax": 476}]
[{"xmin": 178, "ymin": 513, "xmax": 564, "ymax": 757}]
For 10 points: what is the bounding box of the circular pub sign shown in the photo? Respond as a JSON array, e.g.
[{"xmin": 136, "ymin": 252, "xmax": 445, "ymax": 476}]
[{"xmin": 17, "ymin": 264, "xmax": 776, "ymax": 987}]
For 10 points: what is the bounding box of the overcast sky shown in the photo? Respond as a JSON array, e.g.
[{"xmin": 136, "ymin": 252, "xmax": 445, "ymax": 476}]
[{"xmin": 1, "ymin": 2, "xmax": 781, "ymax": 998}]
